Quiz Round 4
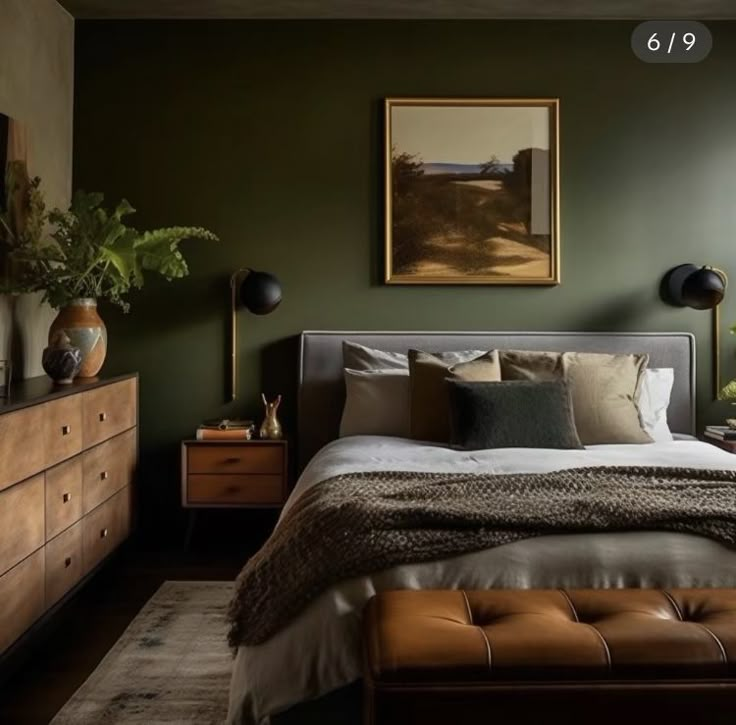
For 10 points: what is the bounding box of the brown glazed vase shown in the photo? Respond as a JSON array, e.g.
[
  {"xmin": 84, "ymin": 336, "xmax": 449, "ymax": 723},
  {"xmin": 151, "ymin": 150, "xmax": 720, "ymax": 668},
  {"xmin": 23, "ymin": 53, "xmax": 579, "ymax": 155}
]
[{"xmin": 48, "ymin": 298, "xmax": 107, "ymax": 378}]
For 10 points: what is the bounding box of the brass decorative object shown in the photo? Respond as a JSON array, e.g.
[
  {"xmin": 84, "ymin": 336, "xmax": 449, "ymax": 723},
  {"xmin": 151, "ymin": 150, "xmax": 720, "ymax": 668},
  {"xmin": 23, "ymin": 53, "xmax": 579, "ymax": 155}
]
[{"xmin": 259, "ymin": 394, "xmax": 283, "ymax": 440}]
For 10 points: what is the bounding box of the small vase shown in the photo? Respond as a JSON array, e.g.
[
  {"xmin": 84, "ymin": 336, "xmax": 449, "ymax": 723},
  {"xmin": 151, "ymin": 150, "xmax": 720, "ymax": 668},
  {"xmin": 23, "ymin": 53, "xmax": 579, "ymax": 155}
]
[
  {"xmin": 42, "ymin": 331, "xmax": 82, "ymax": 385},
  {"xmin": 49, "ymin": 298, "xmax": 107, "ymax": 378}
]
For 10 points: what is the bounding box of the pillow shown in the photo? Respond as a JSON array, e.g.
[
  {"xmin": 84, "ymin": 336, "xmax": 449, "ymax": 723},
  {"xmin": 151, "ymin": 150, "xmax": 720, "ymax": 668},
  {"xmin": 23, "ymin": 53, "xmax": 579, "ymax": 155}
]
[
  {"xmin": 409, "ymin": 350, "xmax": 501, "ymax": 442},
  {"xmin": 447, "ymin": 380, "xmax": 583, "ymax": 451},
  {"xmin": 342, "ymin": 341, "xmax": 408, "ymax": 371},
  {"xmin": 499, "ymin": 349, "xmax": 652, "ymax": 445},
  {"xmin": 342, "ymin": 340, "xmax": 486, "ymax": 372},
  {"xmin": 637, "ymin": 368, "xmax": 674, "ymax": 442},
  {"xmin": 339, "ymin": 369, "xmax": 410, "ymax": 438}
]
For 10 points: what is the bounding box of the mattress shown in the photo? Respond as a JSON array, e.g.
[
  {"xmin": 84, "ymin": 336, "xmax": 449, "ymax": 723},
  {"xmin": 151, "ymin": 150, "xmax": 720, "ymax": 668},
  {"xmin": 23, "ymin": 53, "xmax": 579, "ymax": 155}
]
[{"xmin": 226, "ymin": 436, "xmax": 736, "ymax": 725}]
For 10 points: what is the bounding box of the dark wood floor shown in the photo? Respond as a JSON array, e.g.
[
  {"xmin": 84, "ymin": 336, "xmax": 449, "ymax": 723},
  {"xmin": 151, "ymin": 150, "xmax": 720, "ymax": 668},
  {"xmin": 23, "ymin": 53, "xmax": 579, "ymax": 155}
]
[{"xmin": 0, "ymin": 543, "xmax": 245, "ymax": 725}]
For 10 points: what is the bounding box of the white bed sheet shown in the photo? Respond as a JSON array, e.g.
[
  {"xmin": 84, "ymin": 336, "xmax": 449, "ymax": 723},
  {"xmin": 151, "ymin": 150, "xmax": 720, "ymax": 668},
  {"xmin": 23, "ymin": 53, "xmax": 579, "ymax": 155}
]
[{"xmin": 227, "ymin": 436, "xmax": 736, "ymax": 725}]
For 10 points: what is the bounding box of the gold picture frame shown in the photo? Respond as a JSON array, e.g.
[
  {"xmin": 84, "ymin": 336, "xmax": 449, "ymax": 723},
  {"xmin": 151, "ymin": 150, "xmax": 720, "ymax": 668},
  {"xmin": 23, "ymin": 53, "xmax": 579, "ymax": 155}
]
[{"xmin": 385, "ymin": 98, "xmax": 560, "ymax": 285}]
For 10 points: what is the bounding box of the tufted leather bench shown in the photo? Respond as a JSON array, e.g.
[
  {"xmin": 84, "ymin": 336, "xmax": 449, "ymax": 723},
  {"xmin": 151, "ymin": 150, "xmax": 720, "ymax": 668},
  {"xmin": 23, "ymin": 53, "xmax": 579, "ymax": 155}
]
[{"xmin": 364, "ymin": 589, "xmax": 736, "ymax": 725}]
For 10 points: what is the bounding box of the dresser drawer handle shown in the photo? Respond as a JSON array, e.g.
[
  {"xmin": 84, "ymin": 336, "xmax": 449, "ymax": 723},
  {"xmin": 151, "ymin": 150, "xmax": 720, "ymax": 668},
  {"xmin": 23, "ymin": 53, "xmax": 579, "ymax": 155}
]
[
  {"xmin": 61, "ymin": 424, "xmax": 71, "ymax": 436},
  {"xmin": 64, "ymin": 556, "xmax": 72, "ymax": 568},
  {"xmin": 100, "ymin": 528, "xmax": 108, "ymax": 539},
  {"xmin": 99, "ymin": 412, "xmax": 107, "ymax": 422},
  {"xmin": 100, "ymin": 471, "xmax": 109, "ymax": 481},
  {"xmin": 62, "ymin": 492, "xmax": 72, "ymax": 503},
  {"xmin": 225, "ymin": 485, "xmax": 241, "ymax": 495},
  {"xmin": 224, "ymin": 457, "xmax": 241, "ymax": 465}
]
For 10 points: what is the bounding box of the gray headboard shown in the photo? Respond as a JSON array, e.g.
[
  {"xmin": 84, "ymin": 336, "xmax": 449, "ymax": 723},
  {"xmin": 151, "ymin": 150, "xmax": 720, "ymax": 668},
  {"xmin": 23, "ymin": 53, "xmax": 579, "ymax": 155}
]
[{"xmin": 298, "ymin": 331, "xmax": 696, "ymax": 469}]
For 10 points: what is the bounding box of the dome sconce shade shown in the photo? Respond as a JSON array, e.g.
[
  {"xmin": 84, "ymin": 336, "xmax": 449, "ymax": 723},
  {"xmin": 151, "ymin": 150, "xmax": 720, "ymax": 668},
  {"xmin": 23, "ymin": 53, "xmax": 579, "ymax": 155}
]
[
  {"xmin": 230, "ymin": 268, "xmax": 282, "ymax": 400},
  {"xmin": 660, "ymin": 264, "xmax": 728, "ymax": 399}
]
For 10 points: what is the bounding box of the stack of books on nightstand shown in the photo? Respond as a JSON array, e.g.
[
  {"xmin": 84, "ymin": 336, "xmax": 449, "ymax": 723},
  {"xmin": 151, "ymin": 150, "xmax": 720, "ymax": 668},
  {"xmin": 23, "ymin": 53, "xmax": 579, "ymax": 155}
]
[
  {"xmin": 704, "ymin": 425, "xmax": 736, "ymax": 453},
  {"xmin": 196, "ymin": 418, "xmax": 255, "ymax": 440}
]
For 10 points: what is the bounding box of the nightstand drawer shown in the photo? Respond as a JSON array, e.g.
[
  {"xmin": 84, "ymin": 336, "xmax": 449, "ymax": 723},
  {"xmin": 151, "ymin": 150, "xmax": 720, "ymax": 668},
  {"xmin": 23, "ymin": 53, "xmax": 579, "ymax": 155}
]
[
  {"xmin": 188, "ymin": 445, "xmax": 283, "ymax": 475},
  {"xmin": 187, "ymin": 474, "xmax": 285, "ymax": 505}
]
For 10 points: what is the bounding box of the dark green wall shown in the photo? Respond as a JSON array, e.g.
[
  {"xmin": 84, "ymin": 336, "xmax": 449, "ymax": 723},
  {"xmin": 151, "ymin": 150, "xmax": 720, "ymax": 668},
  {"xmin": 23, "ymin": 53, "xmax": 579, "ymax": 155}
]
[{"xmin": 73, "ymin": 20, "xmax": 736, "ymax": 537}]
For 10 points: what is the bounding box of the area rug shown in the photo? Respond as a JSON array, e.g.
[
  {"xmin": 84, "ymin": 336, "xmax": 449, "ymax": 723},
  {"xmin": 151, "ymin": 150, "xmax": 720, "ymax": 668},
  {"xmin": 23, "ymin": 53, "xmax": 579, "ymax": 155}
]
[{"xmin": 51, "ymin": 581, "xmax": 233, "ymax": 724}]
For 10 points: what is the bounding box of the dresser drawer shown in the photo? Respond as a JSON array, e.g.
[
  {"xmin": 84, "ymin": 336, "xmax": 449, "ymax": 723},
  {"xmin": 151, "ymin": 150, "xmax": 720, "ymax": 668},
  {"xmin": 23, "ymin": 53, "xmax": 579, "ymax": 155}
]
[
  {"xmin": 46, "ymin": 457, "xmax": 83, "ymax": 540},
  {"xmin": 83, "ymin": 487, "xmax": 131, "ymax": 574},
  {"xmin": 44, "ymin": 395, "xmax": 83, "ymax": 468},
  {"xmin": 188, "ymin": 444, "xmax": 284, "ymax": 475},
  {"xmin": 187, "ymin": 474, "xmax": 285, "ymax": 506},
  {"xmin": 82, "ymin": 378, "xmax": 137, "ymax": 449},
  {"xmin": 0, "ymin": 549, "xmax": 45, "ymax": 654},
  {"xmin": 82, "ymin": 429, "xmax": 137, "ymax": 514},
  {"xmin": 0, "ymin": 405, "xmax": 46, "ymax": 492},
  {"xmin": 45, "ymin": 521, "xmax": 83, "ymax": 607},
  {"xmin": 0, "ymin": 474, "xmax": 45, "ymax": 576}
]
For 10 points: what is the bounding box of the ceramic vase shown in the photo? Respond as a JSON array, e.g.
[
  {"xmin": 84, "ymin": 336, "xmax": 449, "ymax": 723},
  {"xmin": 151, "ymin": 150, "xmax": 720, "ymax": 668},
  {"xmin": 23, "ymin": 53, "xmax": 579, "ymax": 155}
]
[
  {"xmin": 42, "ymin": 331, "xmax": 82, "ymax": 385},
  {"xmin": 48, "ymin": 298, "xmax": 107, "ymax": 378}
]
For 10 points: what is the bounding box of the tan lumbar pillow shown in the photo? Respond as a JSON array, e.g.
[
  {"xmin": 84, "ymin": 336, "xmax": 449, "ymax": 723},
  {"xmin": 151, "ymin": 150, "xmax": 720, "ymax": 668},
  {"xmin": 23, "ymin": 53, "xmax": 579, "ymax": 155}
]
[
  {"xmin": 499, "ymin": 349, "xmax": 652, "ymax": 445},
  {"xmin": 409, "ymin": 350, "xmax": 501, "ymax": 442}
]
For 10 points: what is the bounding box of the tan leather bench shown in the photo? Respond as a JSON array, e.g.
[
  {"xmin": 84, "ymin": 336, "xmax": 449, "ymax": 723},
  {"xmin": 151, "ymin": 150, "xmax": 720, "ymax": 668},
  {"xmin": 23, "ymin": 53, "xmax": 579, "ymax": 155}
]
[{"xmin": 364, "ymin": 589, "xmax": 736, "ymax": 725}]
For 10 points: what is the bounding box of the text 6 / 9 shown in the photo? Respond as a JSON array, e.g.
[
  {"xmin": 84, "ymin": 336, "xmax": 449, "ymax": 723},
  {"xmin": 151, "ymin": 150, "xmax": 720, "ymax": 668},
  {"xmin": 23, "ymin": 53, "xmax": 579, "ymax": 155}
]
[{"xmin": 631, "ymin": 21, "xmax": 712, "ymax": 63}]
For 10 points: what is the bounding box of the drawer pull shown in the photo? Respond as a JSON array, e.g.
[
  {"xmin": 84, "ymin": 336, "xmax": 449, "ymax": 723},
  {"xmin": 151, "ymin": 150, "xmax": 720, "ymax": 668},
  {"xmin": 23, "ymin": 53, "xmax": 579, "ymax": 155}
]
[
  {"xmin": 62, "ymin": 424, "xmax": 72, "ymax": 436},
  {"xmin": 100, "ymin": 528, "xmax": 108, "ymax": 539},
  {"xmin": 99, "ymin": 412, "xmax": 107, "ymax": 422},
  {"xmin": 225, "ymin": 485, "xmax": 241, "ymax": 495},
  {"xmin": 62, "ymin": 492, "xmax": 72, "ymax": 503},
  {"xmin": 65, "ymin": 556, "xmax": 72, "ymax": 568},
  {"xmin": 100, "ymin": 471, "xmax": 109, "ymax": 481},
  {"xmin": 224, "ymin": 457, "xmax": 241, "ymax": 465}
]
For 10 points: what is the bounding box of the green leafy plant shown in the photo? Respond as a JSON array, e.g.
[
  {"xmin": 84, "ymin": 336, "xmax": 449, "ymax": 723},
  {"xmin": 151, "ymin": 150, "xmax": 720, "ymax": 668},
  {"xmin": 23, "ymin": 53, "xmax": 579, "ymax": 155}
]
[
  {"xmin": 0, "ymin": 162, "xmax": 47, "ymax": 287},
  {"xmin": 719, "ymin": 379, "xmax": 736, "ymax": 402},
  {"xmin": 6, "ymin": 188, "xmax": 217, "ymax": 311}
]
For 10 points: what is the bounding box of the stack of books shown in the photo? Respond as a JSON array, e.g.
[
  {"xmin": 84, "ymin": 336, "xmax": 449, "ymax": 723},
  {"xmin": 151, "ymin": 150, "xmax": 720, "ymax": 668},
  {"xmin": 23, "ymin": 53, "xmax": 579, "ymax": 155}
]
[
  {"xmin": 196, "ymin": 418, "xmax": 255, "ymax": 441},
  {"xmin": 703, "ymin": 425, "xmax": 736, "ymax": 452}
]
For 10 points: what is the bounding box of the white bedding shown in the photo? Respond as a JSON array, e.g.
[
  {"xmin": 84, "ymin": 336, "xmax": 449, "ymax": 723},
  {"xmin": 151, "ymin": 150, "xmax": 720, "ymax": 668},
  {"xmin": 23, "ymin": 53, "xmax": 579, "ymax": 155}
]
[{"xmin": 226, "ymin": 436, "xmax": 736, "ymax": 725}]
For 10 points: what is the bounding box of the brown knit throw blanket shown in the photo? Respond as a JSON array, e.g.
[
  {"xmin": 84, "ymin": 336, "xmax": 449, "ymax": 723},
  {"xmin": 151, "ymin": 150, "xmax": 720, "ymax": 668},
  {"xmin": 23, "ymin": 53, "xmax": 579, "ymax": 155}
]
[{"xmin": 228, "ymin": 466, "xmax": 736, "ymax": 647}]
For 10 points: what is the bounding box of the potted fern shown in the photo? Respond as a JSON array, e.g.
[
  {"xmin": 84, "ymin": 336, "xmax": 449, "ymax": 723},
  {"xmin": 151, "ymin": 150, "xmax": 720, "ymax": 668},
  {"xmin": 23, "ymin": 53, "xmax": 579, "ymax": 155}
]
[{"xmin": 6, "ymin": 187, "xmax": 217, "ymax": 377}]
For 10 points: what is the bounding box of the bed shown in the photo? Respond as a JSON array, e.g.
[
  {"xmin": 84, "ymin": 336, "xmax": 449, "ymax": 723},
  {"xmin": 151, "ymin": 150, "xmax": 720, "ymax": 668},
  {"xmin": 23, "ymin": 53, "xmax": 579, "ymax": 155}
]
[{"xmin": 226, "ymin": 331, "xmax": 736, "ymax": 725}]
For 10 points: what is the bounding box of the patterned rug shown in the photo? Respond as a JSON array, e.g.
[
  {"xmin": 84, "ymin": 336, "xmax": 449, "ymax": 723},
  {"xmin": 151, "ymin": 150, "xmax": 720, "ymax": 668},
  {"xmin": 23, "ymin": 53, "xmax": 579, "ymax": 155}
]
[{"xmin": 51, "ymin": 581, "xmax": 233, "ymax": 724}]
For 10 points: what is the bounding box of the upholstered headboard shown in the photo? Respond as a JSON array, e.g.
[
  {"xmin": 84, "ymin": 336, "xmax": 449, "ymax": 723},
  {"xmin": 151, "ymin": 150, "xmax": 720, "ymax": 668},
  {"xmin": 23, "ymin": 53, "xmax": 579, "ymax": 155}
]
[{"xmin": 297, "ymin": 331, "xmax": 696, "ymax": 469}]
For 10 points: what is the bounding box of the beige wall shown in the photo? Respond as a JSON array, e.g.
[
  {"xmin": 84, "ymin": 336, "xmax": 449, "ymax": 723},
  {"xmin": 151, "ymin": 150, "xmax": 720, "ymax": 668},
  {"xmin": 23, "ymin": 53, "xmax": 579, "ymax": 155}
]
[{"xmin": 0, "ymin": 0, "xmax": 74, "ymax": 378}]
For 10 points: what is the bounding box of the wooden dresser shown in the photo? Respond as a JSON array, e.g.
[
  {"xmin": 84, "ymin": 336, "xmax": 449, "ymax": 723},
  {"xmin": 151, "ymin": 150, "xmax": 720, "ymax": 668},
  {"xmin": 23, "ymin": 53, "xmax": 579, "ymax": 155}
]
[{"xmin": 0, "ymin": 373, "xmax": 137, "ymax": 658}]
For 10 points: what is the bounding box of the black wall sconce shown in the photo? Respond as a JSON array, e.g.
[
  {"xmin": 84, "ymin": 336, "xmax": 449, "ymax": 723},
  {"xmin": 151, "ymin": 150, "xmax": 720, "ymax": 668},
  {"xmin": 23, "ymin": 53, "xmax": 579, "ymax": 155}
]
[
  {"xmin": 230, "ymin": 269, "xmax": 282, "ymax": 400},
  {"xmin": 660, "ymin": 263, "xmax": 728, "ymax": 399}
]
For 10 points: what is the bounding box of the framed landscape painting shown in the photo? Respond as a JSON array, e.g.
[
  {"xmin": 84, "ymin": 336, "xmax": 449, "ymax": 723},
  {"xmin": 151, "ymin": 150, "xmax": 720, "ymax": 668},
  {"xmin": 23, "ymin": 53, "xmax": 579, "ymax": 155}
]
[{"xmin": 385, "ymin": 98, "xmax": 559, "ymax": 285}]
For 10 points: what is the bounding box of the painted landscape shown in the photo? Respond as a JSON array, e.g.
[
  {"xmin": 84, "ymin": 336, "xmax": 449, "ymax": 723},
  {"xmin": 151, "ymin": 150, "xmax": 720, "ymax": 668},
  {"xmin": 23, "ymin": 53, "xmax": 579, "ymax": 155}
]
[{"xmin": 387, "ymin": 103, "xmax": 556, "ymax": 283}]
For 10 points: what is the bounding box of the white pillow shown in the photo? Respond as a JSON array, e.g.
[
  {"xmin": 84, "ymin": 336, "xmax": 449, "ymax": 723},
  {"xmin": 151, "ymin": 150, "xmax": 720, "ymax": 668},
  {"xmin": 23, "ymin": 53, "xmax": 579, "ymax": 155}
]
[
  {"xmin": 343, "ymin": 341, "xmax": 408, "ymax": 371},
  {"xmin": 339, "ymin": 369, "xmax": 410, "ymax": 438},
  {"xmin": 342, "ymin": 340, "xmax": 485, "ymax": 371},
  {"xmin": 637, "ymin": 368, "xmax": 674, "ymax": 442}
]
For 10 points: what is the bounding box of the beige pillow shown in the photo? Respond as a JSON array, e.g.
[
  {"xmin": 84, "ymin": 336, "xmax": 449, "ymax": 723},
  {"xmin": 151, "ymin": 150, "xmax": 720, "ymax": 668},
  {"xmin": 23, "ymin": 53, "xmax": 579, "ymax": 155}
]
[
  {"xmin": 409, "ymin": 350, "xmax": 501, "ymax": 442},
  {"xmin": 340, "ymin": 369, "xmax": 410, "ymax": 438},
  {"xmin": 499, "ymin": 349, "xmax": 651, "ymax": 445}
]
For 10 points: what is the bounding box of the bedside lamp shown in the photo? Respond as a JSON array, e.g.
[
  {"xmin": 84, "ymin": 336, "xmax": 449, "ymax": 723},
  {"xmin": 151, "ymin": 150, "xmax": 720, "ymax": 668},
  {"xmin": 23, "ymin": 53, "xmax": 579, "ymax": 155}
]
[
  {"xmin": 660, "ymin": 263, "xmax": 728, "ymax": 399},
  {"xmin": 230, "ymin": 268, "xmax": 282, "ymax": 400}
]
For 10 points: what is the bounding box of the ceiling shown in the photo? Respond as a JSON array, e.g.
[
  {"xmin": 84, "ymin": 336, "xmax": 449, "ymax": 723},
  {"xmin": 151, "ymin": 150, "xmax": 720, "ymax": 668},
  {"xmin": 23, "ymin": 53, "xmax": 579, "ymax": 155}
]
[{"xmin": 57, "ymin": 0, "xmax": 736, "ymax": 20}]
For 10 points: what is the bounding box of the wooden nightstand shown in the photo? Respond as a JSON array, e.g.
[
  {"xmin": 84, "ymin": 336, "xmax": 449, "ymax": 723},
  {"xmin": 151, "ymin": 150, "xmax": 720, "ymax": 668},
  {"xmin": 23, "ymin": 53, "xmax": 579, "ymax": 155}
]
[{"xmin": 181, "ymin": 439, "xmax": 288, "ymax": 509}]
